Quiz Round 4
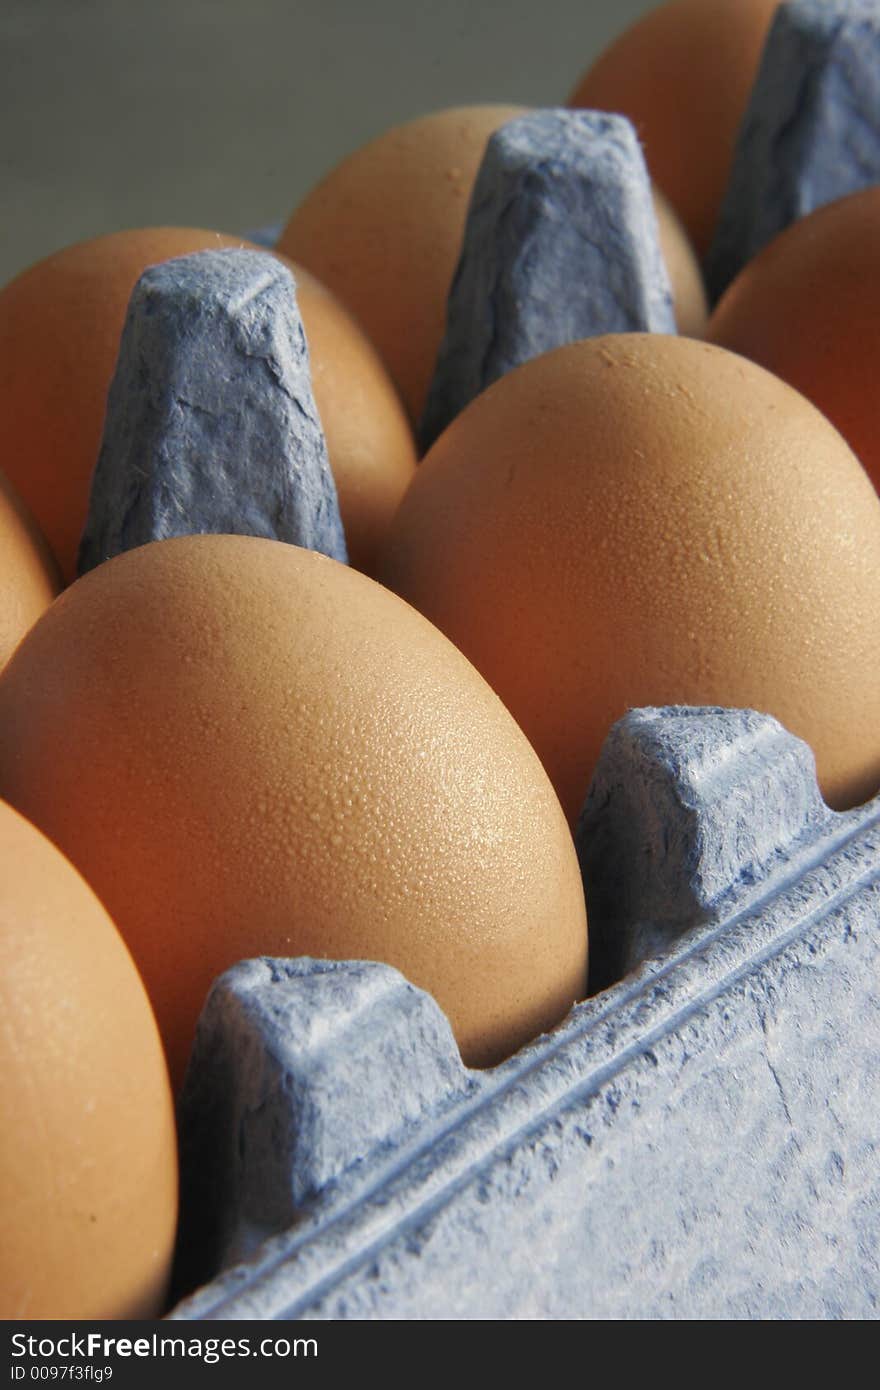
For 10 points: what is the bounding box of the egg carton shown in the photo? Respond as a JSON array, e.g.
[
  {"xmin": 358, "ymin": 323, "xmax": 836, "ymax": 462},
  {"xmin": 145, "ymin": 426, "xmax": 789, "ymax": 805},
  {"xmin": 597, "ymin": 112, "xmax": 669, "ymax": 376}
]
[
  {"xmin": 86, "ymin": 0, "xmax": 880, "ymax": 579},
  {"xmin": 79, "ymin": 2, "xmax": 876, "ymax": 1317},
  {"xmin": 168, "ymin": 705, "xmax": 880, "ymax": 1320}
]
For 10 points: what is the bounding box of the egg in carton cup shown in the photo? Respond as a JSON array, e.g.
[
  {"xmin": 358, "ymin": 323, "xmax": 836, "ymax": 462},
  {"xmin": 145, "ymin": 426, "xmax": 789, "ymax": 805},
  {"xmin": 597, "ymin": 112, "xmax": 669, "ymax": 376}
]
[
  {"xmin": 170, "ymin": 704, "xmax": 880, "ymax": 1319},
  {"xmin": 174, "ymin": 32, "xmax": 880, "ymax": 1312},
  {"xmin": 1, "ymin": 0, "xmax": 879, "ymax": 1321}
]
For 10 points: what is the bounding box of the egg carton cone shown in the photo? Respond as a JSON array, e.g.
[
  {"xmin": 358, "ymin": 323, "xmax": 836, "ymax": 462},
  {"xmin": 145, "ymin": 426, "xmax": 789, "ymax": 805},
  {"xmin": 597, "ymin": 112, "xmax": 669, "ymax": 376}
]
[
  {"xmin": 705, "ymin": 0, "xmax": 880, "ymax": 303},
  {"xmin": 79, "ymin": 248, "xmax": 347, "ymax": 574},
  {"xmin": 418, "ymin": 108, "xmax": 675, "ymax": 453},
  {"xmin": 241, "ymin": 223, "xmax": 284, "ymax": 250},
  {"xmin": 169, "ymin": 706, "xmax": 880, "ymax": 1320}
]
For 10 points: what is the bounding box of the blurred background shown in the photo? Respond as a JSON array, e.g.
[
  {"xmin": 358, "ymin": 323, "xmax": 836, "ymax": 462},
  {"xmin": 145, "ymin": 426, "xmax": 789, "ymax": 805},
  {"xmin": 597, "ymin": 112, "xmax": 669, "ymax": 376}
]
[{"xmin": 1, "ymin": 0, "xmax": 655, "ymax": 286}]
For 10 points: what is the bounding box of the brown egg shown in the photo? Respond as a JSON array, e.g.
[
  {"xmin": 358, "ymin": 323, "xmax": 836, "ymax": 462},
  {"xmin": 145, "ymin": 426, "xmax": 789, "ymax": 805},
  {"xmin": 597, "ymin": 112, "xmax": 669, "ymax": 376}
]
[
  {"xmin": 293, "ymin": 264, "xmax": 416, "ymax": 575},
  {"xmin": 0, "ymin": 536, "xmax": 588, "ymax": 1086},
  {"xmin": 569, "ymin": 0, "xmax": 780, "ymax": 258},
  {"xmin": 707, "ymin": 187, "xmax": 880, "ymax": 497},
  {"xmin": 0, "ymin": 798, "xmax": 177, "ymax": 1319},
  {"xmin": 380, "ymin": 334, "xmax": 880, "ymax": 823},
  {"xmin": 0, "ymin": 229, "xmax": 415, "ymax": 583},
  {"xmin": 277, "ymin": 105, "xmax": 526, "ymax": 426},
  {"xmin": 0, "ymin": 469, "xmax": 59, "ymax": 671},
  {"xmin": 652, "ymin": 186, "xmax": 708, "ymax": 337}
]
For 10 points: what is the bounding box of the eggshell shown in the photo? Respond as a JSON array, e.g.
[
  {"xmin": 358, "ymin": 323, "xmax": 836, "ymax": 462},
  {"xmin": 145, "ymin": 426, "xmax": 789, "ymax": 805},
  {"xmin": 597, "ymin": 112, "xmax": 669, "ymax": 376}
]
[
  {"xmin": 652, "ymin": 186, "xmax": 708, "ymax": 337},
  {"xmin": 569, "ymin": 0, "xmax": 780, "ymax": 258},
  {"xmin": 707, "ymin": 187, "xmax": 880, "ymax": 497},
  {"xmin": 0, "ymin": 229, "xmax": 415, "ymax": 582},
  {"xmin": 277, "ymin": 105, "xmax": 526, "ymax": 426},
  {"xmin": 0, "ymin": 469, "xmax": 59, "ymax": 671},
  {"xmin": 294, "ymin": 265, "xmax": 416, "ymax": 575},
  {"xmin": 0, "ymin": 536, "xmax": 588, "ymax": 1086},
  {"xmin": 0, "ymin": 798, "xmax": 177, "ymax": 1319},
  {"xmin": 379, "ymin": 334, "xmax": 880, "ymax": 823}
]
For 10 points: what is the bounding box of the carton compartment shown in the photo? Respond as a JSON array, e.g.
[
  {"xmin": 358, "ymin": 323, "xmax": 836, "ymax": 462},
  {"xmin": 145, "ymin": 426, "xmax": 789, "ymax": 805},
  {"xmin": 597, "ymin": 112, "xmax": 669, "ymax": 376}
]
[{"xmin": 171, "ymin": 705, "xmax": 880, "ymax": 1319}]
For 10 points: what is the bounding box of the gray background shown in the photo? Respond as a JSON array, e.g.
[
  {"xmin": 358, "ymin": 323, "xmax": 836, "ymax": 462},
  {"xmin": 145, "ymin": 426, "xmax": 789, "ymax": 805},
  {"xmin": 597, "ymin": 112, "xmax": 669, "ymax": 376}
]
[{"xmin": 1, "ymin": 0, "xmax": 654, "ymax": 287}]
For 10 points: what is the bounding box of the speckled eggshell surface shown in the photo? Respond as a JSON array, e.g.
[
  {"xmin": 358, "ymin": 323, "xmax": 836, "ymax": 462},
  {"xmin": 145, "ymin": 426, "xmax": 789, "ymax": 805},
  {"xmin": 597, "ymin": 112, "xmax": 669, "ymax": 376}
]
[
  {"xmin": 0, "ymin": 799, "xmax": 178, "ymax": 1320},
  {"xmin": 707, "ymin": 186, "xmax": 880, "ymax": 498},
  {"xmin": 380, "ymin": 333, "xmax": 880, "ymax": 824},
  {"xmin": 0, "ymin": 536, "xmax": 587, "ymax": 1087}
]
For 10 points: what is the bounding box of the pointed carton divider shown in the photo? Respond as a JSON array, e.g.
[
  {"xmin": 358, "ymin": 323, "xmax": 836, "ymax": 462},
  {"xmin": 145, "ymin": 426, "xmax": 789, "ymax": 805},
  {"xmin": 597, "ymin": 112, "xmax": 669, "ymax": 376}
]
[
  {"xmin": 706, "ymin": 0, "xmax": 880, "ymax": 302},
  {"xmin": 419, "ymin": 109, "xmax": 675, "ymax": 453},
  {"xmin": 173, "ymin": 957, "xmax": 473, "ymax": 1298},
  {"xmin": 576, "ymin": 706, "xmax": 833, "ymax": 989},
  {"xmin": 78, "ymin": 248, "xmax": 347, "ymax": 575}
]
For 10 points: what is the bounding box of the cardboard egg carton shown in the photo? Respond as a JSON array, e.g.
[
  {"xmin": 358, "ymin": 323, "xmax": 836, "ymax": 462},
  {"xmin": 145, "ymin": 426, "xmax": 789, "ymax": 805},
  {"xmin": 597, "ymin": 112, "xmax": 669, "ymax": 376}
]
[
  {"xmin": 74, "ymin": 0, "xmax": 877, "ymax": 1317},
  {"xmin": 168, "ymin": 706, "xmax": 879, "ymax": 1319}
]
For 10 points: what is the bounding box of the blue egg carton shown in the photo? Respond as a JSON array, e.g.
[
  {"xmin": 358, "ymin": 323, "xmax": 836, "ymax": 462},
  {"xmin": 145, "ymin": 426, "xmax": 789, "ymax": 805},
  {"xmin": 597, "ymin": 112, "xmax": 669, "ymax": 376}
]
[
  {"xmin": 140, "ymin": 2, "xmax": 880, "ymax": 1315},
  {"xmin": 168, "ymin": 706, "xmax": 880, "ymax": 1320}
]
